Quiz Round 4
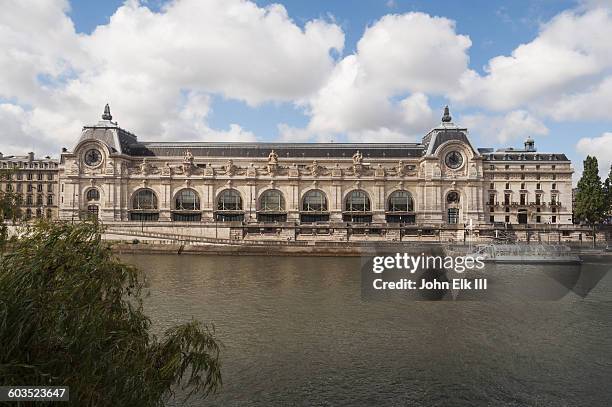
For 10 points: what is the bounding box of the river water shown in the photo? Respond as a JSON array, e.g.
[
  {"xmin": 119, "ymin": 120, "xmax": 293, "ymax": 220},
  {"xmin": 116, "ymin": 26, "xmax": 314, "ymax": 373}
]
[{"xmin": 122, "ymin": 254, "xmax": 612, "ymax": 407}]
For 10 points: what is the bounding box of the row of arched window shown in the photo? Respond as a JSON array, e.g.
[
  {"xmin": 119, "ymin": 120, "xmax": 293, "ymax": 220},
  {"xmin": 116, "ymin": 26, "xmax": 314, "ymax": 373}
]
[
  {"xmin": 119, "ymin": 188, "xmax": 419, "ymax": 223},
  {"xmin": 85, "ymin": 187, "xmax": 463, "ymax": 223},
  {"xmin": 126, "ymin": 188, "xmax": 415, "ymax": 213}
]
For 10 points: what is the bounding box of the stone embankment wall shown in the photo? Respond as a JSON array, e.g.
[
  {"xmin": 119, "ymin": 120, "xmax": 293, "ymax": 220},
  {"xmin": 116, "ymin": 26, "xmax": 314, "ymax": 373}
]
[{"xmin": 102, "ymin": 221, "xmax": 609, "ymax": 245}]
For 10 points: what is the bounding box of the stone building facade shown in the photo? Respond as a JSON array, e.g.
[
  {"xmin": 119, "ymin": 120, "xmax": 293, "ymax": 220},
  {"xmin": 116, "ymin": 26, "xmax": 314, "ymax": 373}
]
[
  {"xmin": 57, "ymin": 105, "xmax": 573, "ymax": 229},
  {"xmin": 0, "ymin": 152, "xmax": 59, "ymax": 219}
]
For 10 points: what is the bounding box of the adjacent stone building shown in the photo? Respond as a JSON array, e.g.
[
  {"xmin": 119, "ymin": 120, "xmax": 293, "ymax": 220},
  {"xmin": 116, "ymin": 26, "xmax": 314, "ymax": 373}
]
[
  {"xmin": 0, "ymin": 152, "xmax": 59, "ymax": 219},
  {"xmin": 57, "ymin": 105, "xmax": 573, "ymax": 231}
]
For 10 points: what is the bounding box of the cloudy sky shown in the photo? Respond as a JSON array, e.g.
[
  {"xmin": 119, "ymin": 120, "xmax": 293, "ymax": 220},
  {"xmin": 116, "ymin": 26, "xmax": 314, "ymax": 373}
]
[{"xmin": 1, "ymin": 0, "xmax": 611, "ymax": 181}]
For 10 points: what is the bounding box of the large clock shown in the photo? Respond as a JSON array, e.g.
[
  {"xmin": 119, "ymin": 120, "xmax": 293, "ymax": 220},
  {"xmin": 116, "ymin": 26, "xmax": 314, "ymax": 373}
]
[
  {"xmin": 445, "ymin": 150, "xmax": 463, "ymax": 169},
  {"xmin": 84, "ymin": 149, "xmax": 102, "ymax": 167}
]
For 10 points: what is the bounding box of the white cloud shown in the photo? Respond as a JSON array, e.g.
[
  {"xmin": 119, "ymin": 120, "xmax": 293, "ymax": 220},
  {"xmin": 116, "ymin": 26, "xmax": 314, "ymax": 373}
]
[
  {"xmin": 576, "ymin": 132, "xmax": 612, "ymax": 179},
  {"xmin": 346, "ymin": 127, "xmax": 417, "ymax": 143},
  {"xmin": 461, "ymin": 110, "xmax": 549, "ymax": 144},
  {"xmin": 81, "ymin": 0, "xmax": 343, "ymax": 105},
  {"xmin": 0, "ymin": 0, "xmax": 344, "ymax": 154},
  {"xmin": 302, "ymin": 12, "xmax": 468, "ymax": 140},
  {"xmin": 160, "ymin": 91, "xmax": 256, "ymax": 142},
  {"xmin": 545, "ymin": 76, "xmax": 612, "ymax": 121},
  {"xmin": 452, "ymin": 7, "xmax": 612, "ymax": 119},
  {"xmin": 0, "ymin": 104, "xmax": 47, "ymax": 155}
]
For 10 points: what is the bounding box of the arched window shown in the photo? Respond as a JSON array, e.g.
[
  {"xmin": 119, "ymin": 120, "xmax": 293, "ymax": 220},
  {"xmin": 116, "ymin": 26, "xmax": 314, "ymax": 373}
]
[
  {"xmin": 302, "ymin": 190, "xmax": 327, "ymax": 212},
  {"xmin": 300, "ymin": 190, "xmax": 329, "ymax": 223},
  {"xmin": 388, "ymin": 190, "xmax": 414, "ymax": 212},
  {"xmin": 132, "ymin": 189, "xmax": 158, "ymax": 210},
  {"xmin": 217, "ymin": 189, "xmax": 242, "ymax": 211},
  {"xmin": 386, "ymin": 190, "xmax": 415, "ymax": 224},
  {"xmin": 343, "ymin": 190, "xmax": 371, "ymax": 223},
  {"xmin": 215, "ymin": 189, "xmax": 243, "ymax": 222},
  {"xmin": 172, "ymin": 189, "xmax": 201, "ymax": 221},
  {"xmin": 259, "ymin": 190, "xmax": 285, "ymax": 212},
  {"xmin": 345, "ymin": 190, "xmax": 370, "ymax": 212},
  {"xmin": 447, "ymin": 191, "xmax": 460, "ymax": 204},
  {"xmin": 258, "ymin": 190, "xmax": 286, "ymax": 223},
  {"xmin": 175, "ymin": 189, "xmax": 200, "ymax": 211},
  {"xmin": 86, "ymin": 188, "xmax": 100, "ymax": 201}
]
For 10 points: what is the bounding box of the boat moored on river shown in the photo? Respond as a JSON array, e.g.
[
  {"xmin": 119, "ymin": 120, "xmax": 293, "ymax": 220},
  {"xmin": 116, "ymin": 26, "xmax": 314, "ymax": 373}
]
[{"xmin": 468, "ymin": 244, "xmax": 582, "ymax": 264}]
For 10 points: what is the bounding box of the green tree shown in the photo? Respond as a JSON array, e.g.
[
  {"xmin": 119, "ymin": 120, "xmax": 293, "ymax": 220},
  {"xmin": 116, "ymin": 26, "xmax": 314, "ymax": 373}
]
[
  {"xmin": 603, "ymin": 164, "xmax": 612, "ymax": 219},
  {"xmin": 575, "ymin": 156, "xmax": 606, "ymax": 224},
  {"xmin": 0, "ymin": 169, "xmax": 19, "ymax": 248},
  {"xmin": 0, "ymin": 221, "xmax": 222, "ymax": 406}
]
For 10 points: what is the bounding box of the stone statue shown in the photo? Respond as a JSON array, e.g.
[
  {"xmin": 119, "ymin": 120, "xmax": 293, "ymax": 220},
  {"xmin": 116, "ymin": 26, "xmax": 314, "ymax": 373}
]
[
  {"xmin": 183, "ymin": 149, "xmax": 194, "ymax": 165},
  {"xmin": 268, "ymin": 150, "xmax": 278, "ymax": 165},
  {"xmin": 140, "ymin": 158, "xmax": 150, "ymax": 175},
  {"xmin": 247, "ymin": 162, "xmax": 257, "ymax": 177},
  {"xmin": 267, "ymin": 150, "xmax": 279, "ymax": 175},
  {"xmin": 352, "ymin": 151, "xmax": 364, "ymax": 176},
  {"xmin": 205, "ymin": 162, "xmax": 215, "ymax": 176},
  {"xmin": 225, "ymin": 159, "xmax": 236, "ymax": 176},
  {"xmin": 308, "ymin": 160, "xmax": 321, "ymax": 176},
  {"xmin": 396, "ymin": 160, "xmax": 406, "ymax": 176},
  {"xmin": 162, "ymin": 162, "xmax": 172, "ymax": 176}
]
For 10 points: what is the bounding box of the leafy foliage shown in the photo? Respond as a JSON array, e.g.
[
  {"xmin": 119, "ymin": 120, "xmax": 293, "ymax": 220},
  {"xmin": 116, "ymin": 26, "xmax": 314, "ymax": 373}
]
[
  {"xmin": 604, "ymin": 165, "xmax": 612, "ymax": 218},
  {"xmin": 0, "ymin": 221, "xmax": 222, "ymax": 406},
  {"xmin": 575, "ymin": 156, "xmax": 606, "ymax": 224},
  {"xmin": 0, "ymin": 169, "xmax": 22, "ymax": 222}
]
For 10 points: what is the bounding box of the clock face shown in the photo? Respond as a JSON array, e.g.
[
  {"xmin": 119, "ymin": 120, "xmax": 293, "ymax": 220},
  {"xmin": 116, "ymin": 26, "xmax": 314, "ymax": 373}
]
[
  {"xmin": 84, "ymin": 149, "xmax": 102, "ymax": 167},
  {"xmin": 445, "ymin": 150, "xmax": 463, "ymax": 169}
]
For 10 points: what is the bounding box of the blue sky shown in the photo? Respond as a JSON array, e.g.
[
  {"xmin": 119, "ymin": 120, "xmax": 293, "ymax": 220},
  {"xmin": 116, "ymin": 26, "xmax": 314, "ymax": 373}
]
[{"xmin": 1, "ymin": 0, "xmax": 611, "ymax": 180}]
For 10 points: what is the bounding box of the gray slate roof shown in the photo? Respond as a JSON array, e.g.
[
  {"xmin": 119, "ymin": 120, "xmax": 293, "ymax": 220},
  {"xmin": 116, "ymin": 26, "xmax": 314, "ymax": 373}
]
[{"xmin": 129, "ymin": 142, "xmax": 425, "ymax": 159}]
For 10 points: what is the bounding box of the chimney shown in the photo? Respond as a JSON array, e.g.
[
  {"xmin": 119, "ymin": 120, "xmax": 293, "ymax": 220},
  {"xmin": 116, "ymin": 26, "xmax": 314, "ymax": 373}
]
[{"xmin": 28, "ymin": 152, "xmax": 34, "ymax": 161}]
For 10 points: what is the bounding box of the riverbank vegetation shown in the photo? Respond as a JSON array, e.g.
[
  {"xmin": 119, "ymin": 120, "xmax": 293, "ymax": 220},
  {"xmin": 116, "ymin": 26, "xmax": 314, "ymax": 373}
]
[
  {"xmin": 575, "ymin": 156, "xmax": 612, "ymax": 224},
  {"xmin": 0, "ymin": 221, "xmax": 222, "ymax": 406}
]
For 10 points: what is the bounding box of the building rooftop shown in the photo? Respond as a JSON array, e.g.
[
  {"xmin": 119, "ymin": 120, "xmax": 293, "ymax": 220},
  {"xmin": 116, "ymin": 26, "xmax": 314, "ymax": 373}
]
[{"xmin": 71, "ymin": 105, "xmax": 569, "ymax": 162}]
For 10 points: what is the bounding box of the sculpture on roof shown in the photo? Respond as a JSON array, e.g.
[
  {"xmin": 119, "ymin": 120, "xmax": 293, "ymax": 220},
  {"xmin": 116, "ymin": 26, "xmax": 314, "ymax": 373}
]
[
  {"xmin": 441, "ymin": 105, "xmax": 452, "ymax": 123},
  {"xmin": 268, "ymin": 150, "xmax": 278, "ymax": 165},
  {"xmin": 308, "ymin": 160, "xmax": 322, "ymax": 176},
  {"xmin": 183, "ymin": 149, "xmax": 194, "ymax": 165},
  {"xmin": 102, "ymin": 104, "xmax": 112, "ymax": 121},
  {"xmin": 267, "ymin": 150, "xmax": 279, "ymax": 175},
  {"xmin": 225, "ymin": 160, "xmax": 236, "ymax": 176},
  {"xmin": 352, "ymin": 150, "xmax": 363, "ymax": 165}
]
